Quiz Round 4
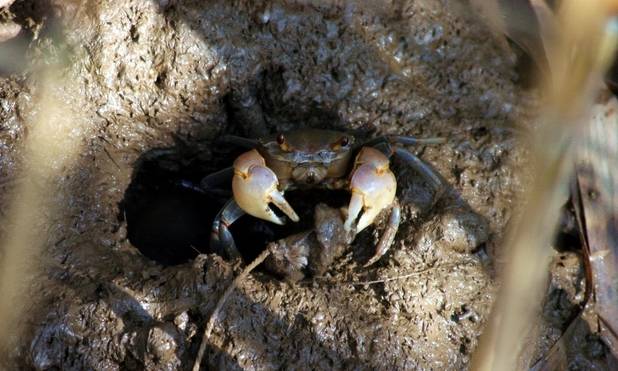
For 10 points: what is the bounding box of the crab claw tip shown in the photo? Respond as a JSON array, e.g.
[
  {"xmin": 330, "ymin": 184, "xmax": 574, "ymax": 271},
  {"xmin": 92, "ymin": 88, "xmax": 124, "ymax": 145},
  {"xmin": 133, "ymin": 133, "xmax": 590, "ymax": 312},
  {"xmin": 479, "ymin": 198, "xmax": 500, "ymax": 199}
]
[{"xmin": 271, "ymin": 190, "xmax": 300, "ymax": 222}]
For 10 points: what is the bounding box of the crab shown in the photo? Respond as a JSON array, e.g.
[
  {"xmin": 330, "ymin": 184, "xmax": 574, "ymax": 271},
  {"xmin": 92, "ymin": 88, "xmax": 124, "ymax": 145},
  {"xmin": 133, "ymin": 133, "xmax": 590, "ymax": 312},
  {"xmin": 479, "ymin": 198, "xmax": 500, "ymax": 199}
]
[{"xmin": 206, "ymin": 128, "xmax": 445, "ymax": 266}]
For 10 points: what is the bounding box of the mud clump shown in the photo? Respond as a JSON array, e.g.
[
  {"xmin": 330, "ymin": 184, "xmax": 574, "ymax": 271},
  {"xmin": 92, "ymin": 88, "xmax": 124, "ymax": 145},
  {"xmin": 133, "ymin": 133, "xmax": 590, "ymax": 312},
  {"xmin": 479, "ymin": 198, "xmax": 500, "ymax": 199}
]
[
  {"xmin": 425, "ymin": 208, "xmax": 489, "ymax": 254},
  {"xmin": 264, "ymin": 203, "xmax": 353, "ymax": 281},
  {"xmin": 0, "ymin": 0, "xmax": 608, "ymax": 370}
]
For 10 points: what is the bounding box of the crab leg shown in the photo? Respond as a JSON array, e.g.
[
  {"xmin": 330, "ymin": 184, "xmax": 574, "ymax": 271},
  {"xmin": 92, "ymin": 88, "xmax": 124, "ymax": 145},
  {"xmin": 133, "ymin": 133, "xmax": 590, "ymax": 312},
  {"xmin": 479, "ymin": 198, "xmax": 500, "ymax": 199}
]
[
  {"xmin": 200, "ymin": 166, "xmax": 234, "ymax": 189},
  {"xmin": 345, "ymin": 141, "xmax": 444, "ymax": 265},
  {"xmin": 211, "ymin": 198, "xmax": 245, "ymax": 259},
  {"xmin": 364, "ymin": 199, "xmax": 401, "ymax": 267},
  {"xmin": 176, "ymin": 180, "xmax": 232, "ymax": 198},
  {"xmin": 219, "ymin": 135, "xmax": 260, "ymax": 149},
  {"xmin": 392, "ymin": 147, "xmax": 444, "ymax": 198},
  {"xmin": 232, "ymin": 149, "xmax": 299, "ymax": 225},
  {"xmin": 392, "ymin": 136, "xmax": 445, "ymax": 145},
  {"xmin": 364, "ymin": 135, "xmax": 445, "ymax": 147}
]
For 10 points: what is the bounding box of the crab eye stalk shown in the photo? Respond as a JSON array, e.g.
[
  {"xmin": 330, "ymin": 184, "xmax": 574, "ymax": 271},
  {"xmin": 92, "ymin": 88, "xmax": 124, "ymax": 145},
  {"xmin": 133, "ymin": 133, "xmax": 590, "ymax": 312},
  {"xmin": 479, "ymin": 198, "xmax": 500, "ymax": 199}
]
[
  {"xmin": 331, "ymin": 135, "xmax": 350, "ymax": 150},
  {"xmin": 276, "ymin": 133, "xmax": 292, "ymax": 151}
]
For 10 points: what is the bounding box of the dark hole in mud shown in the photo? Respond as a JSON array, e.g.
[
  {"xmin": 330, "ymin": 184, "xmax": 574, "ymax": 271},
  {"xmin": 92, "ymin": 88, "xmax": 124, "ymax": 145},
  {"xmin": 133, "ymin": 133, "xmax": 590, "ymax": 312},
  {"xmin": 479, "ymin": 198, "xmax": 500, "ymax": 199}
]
[
  {"xmin": 606, "ymin": 49, "xmax": 618, "ymax": 96},
  {"xmin": 554, "ymin": 230, "xmax": 582, "ymax": 252},
  {"xmin": 119, "ymin": 148, "xmax": 227, "ymax": 266},
  {"xmin": 554, "ymin": 203, "xmax": 583, "ymax": 252},
  {"xmin": 507, "ymin": 40, "xmax": 542, "ymax": 90},
  {"xmin": 120, "ymin": 147, "xmax": 350, "ymax": 266}
]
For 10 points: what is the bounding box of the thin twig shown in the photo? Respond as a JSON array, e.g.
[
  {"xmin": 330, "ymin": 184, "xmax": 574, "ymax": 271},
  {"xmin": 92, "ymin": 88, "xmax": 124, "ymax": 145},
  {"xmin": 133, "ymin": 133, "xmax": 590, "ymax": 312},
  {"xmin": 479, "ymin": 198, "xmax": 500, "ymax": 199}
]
[
  {"xmin": 102, "ymin": 146, "xmax": 120, "ymax": 169},
  {"xmin": 316, "ymin": 262, "xmax": 466, "ymax": 286},
  {"xmin": 192, "ymin": 247, "xmax": 273, "ymax": 371},
  {"xmin": 189, "ymin": 245, "xmax": 202, "ymax": 255}
]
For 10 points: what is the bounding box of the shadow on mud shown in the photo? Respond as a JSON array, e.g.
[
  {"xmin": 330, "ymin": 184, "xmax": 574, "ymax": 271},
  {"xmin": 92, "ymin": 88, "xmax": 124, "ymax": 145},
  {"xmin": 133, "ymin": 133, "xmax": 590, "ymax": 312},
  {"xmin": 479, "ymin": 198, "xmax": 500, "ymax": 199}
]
[{"xmin": 119, "ymin": 146, "xmax": 227, "ymax": 265}]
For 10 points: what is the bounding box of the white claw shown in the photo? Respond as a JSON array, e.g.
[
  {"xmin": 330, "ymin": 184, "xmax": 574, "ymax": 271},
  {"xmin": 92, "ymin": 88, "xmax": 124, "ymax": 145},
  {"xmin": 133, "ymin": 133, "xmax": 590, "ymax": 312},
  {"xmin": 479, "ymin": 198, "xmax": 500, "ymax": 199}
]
[
  {"xmin": 343, "ymin": 191, "xmax": 363, "ymax": 232},
  {"xmin": 232, "ymin": 149, "xmax": 299, "ymax": 224},
  {"xmin": 270, "ymin": 191, "xmax": 300, "ymax": 222},
  {"xmin": 344, "ymin": 147, "xmax": 396, "ymax": 233}
]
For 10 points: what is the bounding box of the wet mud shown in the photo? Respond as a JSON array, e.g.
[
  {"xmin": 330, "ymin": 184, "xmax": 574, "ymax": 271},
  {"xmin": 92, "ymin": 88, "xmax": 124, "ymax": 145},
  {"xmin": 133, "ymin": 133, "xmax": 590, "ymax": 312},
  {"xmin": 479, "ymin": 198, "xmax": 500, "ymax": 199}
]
[{"xmin": 0, "ymin": 0, "xmax": 612, "ymax": 370}]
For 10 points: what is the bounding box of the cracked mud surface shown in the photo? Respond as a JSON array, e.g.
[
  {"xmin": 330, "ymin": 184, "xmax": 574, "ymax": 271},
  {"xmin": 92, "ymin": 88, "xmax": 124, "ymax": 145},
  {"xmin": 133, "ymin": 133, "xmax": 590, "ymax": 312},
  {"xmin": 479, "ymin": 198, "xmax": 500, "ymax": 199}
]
[{"xmin": 0, "ymin": 1, "xmax": 611, "ymax": 370}]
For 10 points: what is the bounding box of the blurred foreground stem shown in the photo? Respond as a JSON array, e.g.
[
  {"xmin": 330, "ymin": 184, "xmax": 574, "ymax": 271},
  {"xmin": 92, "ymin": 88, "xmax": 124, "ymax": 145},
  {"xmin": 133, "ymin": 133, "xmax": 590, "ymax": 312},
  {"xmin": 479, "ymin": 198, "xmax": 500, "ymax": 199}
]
[{"xmin": 471, "ymin": 1, "xmax": 618, "ymax": 370}]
